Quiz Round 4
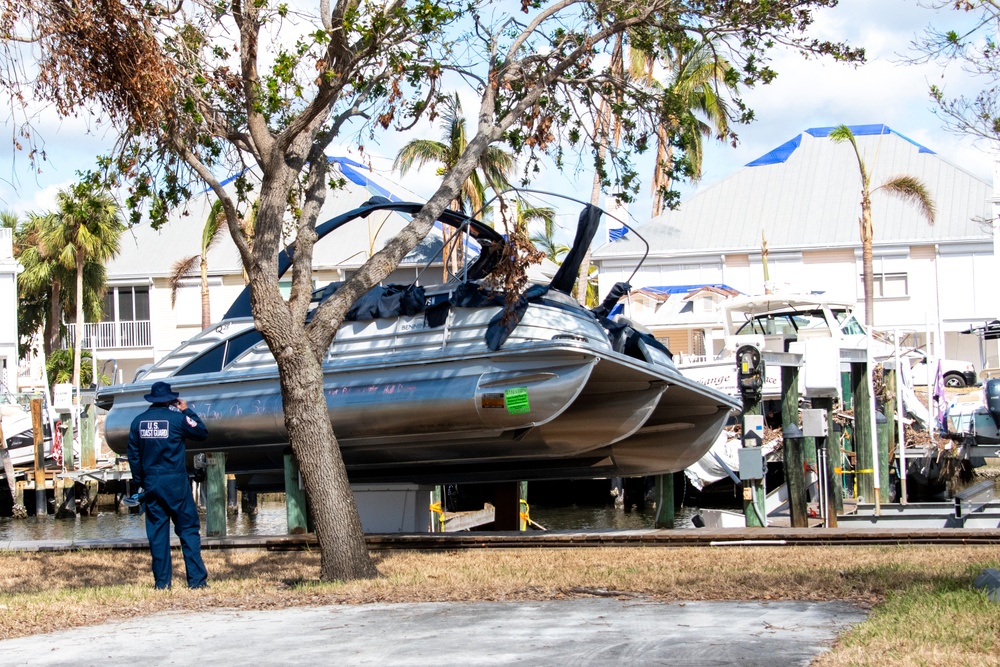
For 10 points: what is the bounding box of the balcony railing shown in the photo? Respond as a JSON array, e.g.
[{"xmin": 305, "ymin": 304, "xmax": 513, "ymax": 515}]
[{"xmin": 65, "ymin": 320, "xmax": 152, "ymax": 349}]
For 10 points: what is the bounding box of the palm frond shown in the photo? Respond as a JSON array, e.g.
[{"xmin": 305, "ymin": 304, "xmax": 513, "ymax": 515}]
[
  {"xmin": 169, "ymin": 255, "xmax": 199, "ymax": 306},
  {"xmin": 828, "ymin": 125, "xmax": 867, "ymax": 184},
  {"xmin": 876, "ymin": 175, "xmax": 937, "ymax": 224},
  {"xmin": 202, "ymin": 199, "xmax": 229, "ymax": 254}
]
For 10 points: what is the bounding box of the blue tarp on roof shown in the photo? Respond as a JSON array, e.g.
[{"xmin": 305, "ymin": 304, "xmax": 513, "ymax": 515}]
[
  {"xmin": 329, "ymin": 156, "xmax": 406, "ymax": 202},
  {"xmin": 745, "ymin": 134, "xmax": 802, "ymax": 167},
  {"xmin": 747, "ymin": 123, "xmax": 936, "ymax": 167},
  {"xmin": 637, "ymin": 284, "xmax": 741, "ymax": 296}
]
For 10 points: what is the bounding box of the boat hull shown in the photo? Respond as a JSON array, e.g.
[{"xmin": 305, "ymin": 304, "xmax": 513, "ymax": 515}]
[{"xmin": 101, "ymin": 342, "xmax": 737, "ymax": 484}]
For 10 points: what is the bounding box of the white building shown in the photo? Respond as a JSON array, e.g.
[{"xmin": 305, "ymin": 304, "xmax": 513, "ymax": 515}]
[
  {"xmin": 0, "ymin": 227, "xmax": 20, "ymax": 390},
  {"xmin": 593, "ymin": 124, "xmax": 1000, "ymax": 370}
]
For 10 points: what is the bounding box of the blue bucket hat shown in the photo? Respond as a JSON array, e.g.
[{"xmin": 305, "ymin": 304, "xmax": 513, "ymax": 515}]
[{"xmin": 143, "ymin": 381, "xmax": 179, "ymax": 403}]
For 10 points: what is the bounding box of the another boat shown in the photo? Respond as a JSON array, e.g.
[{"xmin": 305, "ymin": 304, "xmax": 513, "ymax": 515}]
[
  {"xmin": 1, "ymin": 390, "xmax": 53, "ymax": 468},
  {"xmin": 97, "ymin": 198, "xmax": 739, "ymax": 488}
]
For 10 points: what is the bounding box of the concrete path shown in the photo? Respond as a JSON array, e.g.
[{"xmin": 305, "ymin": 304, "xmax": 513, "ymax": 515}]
[{"xmin": 0, "ymin": 598, "xmax": 866, "ymax": 666}]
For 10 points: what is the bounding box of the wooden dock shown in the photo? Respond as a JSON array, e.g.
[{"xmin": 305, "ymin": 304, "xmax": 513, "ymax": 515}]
[{"xmin": 4, "ymin": 526, "xmax": 1000, "ymax": 553}]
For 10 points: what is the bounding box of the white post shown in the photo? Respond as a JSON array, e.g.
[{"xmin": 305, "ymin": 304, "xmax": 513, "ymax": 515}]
[
  {"xmin": 895, "ymin": 329, "xmax": 907, "ymax": 505},
  {"xmin": 925, "ymin": 316, "xmax": 935, "ymax": 444}
]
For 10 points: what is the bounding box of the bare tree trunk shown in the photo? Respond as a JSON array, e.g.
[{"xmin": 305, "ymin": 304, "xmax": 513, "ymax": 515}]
[
  {"xmin": 579, "ymin": 104, "xmax": 612, "ymax": 306},
  {"xmin": 200, "ymin": 255, "xmax": 211, "ymax": 329},
  {"xmin": 46, "ymin": 278, "xmax": 62, "ymax": 357},
  {"xmin": 860, "ymin": 191, "xmax": 875, "ymax": 328},
  {"xmin": 73, "ymin": 249, "xmax": 84, "ymax": 390},
  {"xmin": 247, "ymin": 176, "xmax": 378, "ymax": 582},
  {"xmin": 273, "ymin": 335, "xmax": 377, "ymax": 581}
]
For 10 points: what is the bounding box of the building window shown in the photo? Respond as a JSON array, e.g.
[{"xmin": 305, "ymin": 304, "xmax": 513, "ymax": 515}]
[
  {"xmin": 870, "ymin": 272, "xmax": 908, "ymax": 299},
  {"xmin": 102, "ymin": 286, "xmax": 150, "ymax": 322}
]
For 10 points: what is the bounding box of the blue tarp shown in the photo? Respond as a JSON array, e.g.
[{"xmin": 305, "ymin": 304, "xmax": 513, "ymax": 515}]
[{"xmin": 747, "ymin": 123, "xmax": 936, "ymax": 167}]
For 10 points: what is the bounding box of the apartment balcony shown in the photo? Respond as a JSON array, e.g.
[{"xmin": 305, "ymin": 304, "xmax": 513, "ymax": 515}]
[{"xmin": 65, "ymin": 320, "xmax": 152, "ymax": 350}]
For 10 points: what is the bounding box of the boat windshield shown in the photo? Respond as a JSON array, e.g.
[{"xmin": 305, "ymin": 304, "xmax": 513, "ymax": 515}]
[
  {"xmin": 735, "ymin": 310, "xmax": 829, "ymax": 336},
  {"xmin": 834, "ymin": 311, "xmax": 866, "ymax": 336}
]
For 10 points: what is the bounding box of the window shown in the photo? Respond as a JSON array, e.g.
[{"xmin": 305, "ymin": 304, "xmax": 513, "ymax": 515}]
[
  {"xmin": 101, "ymin": 286, "xmax": 149, "ymax": 322},
  {"xmin": 868, "ymin": 271, "xmax": 908, "ymax": 299}
]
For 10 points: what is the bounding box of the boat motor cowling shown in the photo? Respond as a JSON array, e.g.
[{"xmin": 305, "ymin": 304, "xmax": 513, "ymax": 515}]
[{"xmin": 986, "ymin": 378, "xmax": 1000, "ymax": 430}]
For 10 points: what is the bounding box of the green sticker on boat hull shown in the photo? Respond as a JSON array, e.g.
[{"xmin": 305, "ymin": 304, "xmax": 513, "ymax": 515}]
[{"xmin": 504, "ymin": 387, "xmax": 530, "ymax": 414}]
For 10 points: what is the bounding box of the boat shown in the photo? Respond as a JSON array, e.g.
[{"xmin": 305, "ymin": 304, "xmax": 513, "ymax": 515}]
[
  {"xmin": 97, "ymin": 197, "xmax": 740, "ymax": 489},
  {"xmin": 1, "ymin": 389, "xmax": 54, "ymax": 468},
  {"xmin": 674, "ymin": 292, "xmax": 973, "ymax": 405}
]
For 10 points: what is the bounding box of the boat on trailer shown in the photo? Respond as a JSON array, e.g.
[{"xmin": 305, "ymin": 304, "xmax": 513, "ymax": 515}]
[{"xmin": 97, "ymin": 198, "xmax": 739, "ymax": 488}]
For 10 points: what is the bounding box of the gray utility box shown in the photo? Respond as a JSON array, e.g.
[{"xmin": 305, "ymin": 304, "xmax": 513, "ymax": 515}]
[
  {"xmin": 351, "ymin": 484, "xmax": 434, "ymax": 533},
  {"xmin": 801, "ymin": 408, "xmax": 828, "ymax": 438},
  {"xmin": 738, "ymin": 447, "xmax": 764, "ymax": 480}
]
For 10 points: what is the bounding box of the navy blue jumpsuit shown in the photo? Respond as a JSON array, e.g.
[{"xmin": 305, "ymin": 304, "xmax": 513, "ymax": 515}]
[{"xmin": 127, "ymin": 403, "xmax": 209, "ymax": 589}]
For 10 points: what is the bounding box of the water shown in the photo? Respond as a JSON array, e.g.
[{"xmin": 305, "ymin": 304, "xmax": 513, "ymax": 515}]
[
  {"xmin": 0, "ymin": 501, "xmax": 290, "ymax": 543},
  {"xmin": 1, "ymin": 502, "xmax": 704, "ymax": 542}
]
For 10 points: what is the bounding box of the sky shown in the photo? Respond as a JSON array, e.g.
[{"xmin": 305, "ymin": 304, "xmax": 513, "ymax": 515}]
[{"xmin": 0, "ymin": 0, "xmax": 995, "ymax": 238}]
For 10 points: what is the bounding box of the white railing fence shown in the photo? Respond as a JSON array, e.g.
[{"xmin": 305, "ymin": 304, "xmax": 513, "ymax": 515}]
[{"xmin": 64, "ymin": 320, "xmax": 152, "ymax": 349}]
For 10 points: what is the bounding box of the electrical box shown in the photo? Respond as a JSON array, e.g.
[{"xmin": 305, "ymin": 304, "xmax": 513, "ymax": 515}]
[
  {"xmin": 53, "ymin": 383, "xmax": 74, "ymax": 413},
  {"xmin": 743, "ymin": 414, "xmax": 765, "ymax": 444},
  {"xmin": 803, "ymin": 337, "xmax": 840, "ymax": 397},
  {"xmin": 738, "ymin": 447, "xmax": 765, "ymax": 480},
  {"xmin": 801, "ymin": 408, "xmax": 828, "ymax": 437}
]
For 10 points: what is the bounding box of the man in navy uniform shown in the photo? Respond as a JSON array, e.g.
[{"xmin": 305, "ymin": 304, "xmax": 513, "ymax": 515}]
[{"xmin": 127, "ymin": 381, "xmax": 209, "ymax": 589}]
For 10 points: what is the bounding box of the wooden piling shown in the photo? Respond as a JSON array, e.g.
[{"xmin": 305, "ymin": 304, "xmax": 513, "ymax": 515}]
[
  {"xmin": 430, "ymin": 486, "xmax": 444, "ymax": 532},
  {"xmin": 80, "ymin": 402, "xmax": 96, "ymax": 470},
  {"xmin": 241, "ymin": 490, "xmax": 258, "ymax": 516},
  {"xmin": 59, "ymin": 413, "xmax": 75, "ymax": 471},
  {"xmin": 205, "ymin": 452, "xmax": 227, "ymax": 537},
  {"xmin": 226, "ymin": 475, "xmax": 239, "ymax": 516},
  {"xmin": 654, "ymin": 474, "xmax": 675, "ymax": 529},
  {"xmin": 851, "ymin": 362, "xmax": 874, "ymax": 502},
  {"xmin": 283, "ymin": 452, "xmax": 308, "ymax": 534},
  {"xmin": 782, "ymin": 365, "xmax": 808, "ymax": 528},
  {"xmin": 883, "ymin": 367, "xmax": 897, "ymax": 501},
  {"xmin": 876, "ymin": 410, "xmax": 891, "ymax": 503},
  {"xmin": 13, "ymin": 480, "xmax": 26, "ymax": 519},
  {"xmin": 55, "ymin": 476, "xmax": 76, "ymax": 518},
  {"xmin": 493, "ymin": 482, "xmax": 520, "ymax": 530},
  {"xmin": 31, "ymin": 398, "xmax": 46, "ymax": 516},
  {"xmin": 518, "ymin": 481, "xmax": 529, "ymax": 531}
]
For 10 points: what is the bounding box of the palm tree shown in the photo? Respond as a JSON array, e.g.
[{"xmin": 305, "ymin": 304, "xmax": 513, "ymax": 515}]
[
  {"xmin": 638, "ymin": 40, "xmax": 736, "ymax": 218},
  {"xmin": 169, "ymin": 199, "xmax": 229, "ymax": 329},
  {"xmin": 830, "ymin": 125, "xmax": 936, "ymax": 328},
  {"xmin": 522, "ymin": 203, "xmax": 568, "ymax": 263},
  {"xmin": 16, "ymin": 211, "xmax": 72, "ymax": 356},
  {"xmin": 394, "ymin": 93, "xmax": 515, "ymax": 280},
  {"xmin": 41, "ymin": 183, "xmax": 123, "ymax": 393}
]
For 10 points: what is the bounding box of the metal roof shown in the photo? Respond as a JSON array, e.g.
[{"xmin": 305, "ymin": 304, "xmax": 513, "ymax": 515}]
[
  {"xmin": 593, "ymin": 124, "xmax": 993, "ymax": 260},
  {"xmin": 106, "ymin": 160, "xmax": 444, "ymax": 281}
]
